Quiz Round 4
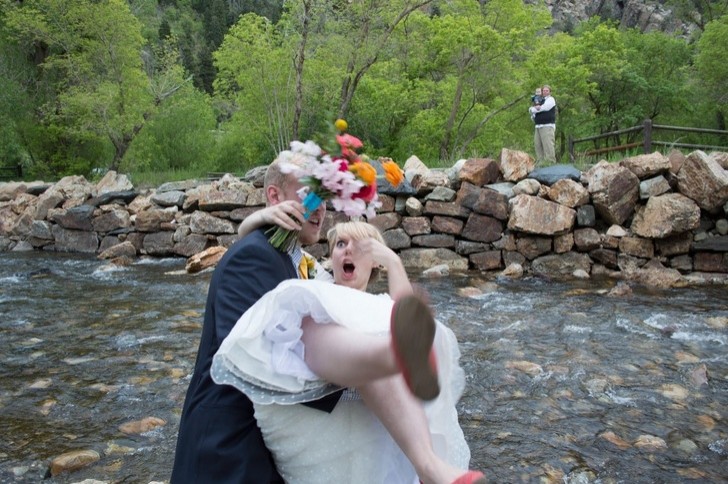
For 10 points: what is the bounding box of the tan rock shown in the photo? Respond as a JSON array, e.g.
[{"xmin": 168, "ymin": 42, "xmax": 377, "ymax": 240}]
[
  {"xmin": 49, "ymin": 449, "xmax": 100, "ymax": 476},
  {"xmin": 676, "ymin": 150, "xmax": 728, "ymax": 211},
  {"xmin": 499, "ymin": 148, "xmax": 535, "ymax": 182},
  {"xmin": 660, "ymin": 383, "xmax": 688, "ymax": 401},
  {"xmin": 600, "ymin": 431, "xmax": 631, "ymax": 449},
  {"xmin": 506, "ymin": 360, "xmax": 543, "ymax": 376},
  {"xmin": 620, "ymin": 151, "xmax": 670, "ymax": 179},
  {"xmin": 508, "ymin": 194, "xmax": 575, "ymax": 236},
  {"xmin": 118, "ymin": 416, "xmax": 167, "ymax": 435},
  {"xmin": 585, "ymin": 161, "xmax": 639, "ymax": 225},
  {"xmin": 634, "ymin": 435, "xmax": 667, "ymax": 450},
  {"xmin": 631, "ymin": 193, "xmax": 700, "ymax": 239},
  {"xmin": 547, "ymin": 179, "xmax": 590, "ymax": 208},
  {"xmin": 186, "ymin": 246, "xmax": 227, "ymax": 273}
]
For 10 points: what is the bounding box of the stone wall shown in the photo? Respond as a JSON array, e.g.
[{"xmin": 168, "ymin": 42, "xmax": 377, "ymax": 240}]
[{"xmin": 1, "ymin": 148, "xmax": 727, "ymax": 285}]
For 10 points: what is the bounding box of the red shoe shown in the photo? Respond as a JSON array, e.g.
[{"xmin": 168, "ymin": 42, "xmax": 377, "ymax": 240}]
[
  {"xmin": 390, "ymin": 294, "xmax": 440, "ymax": 401},
  {"xmin": 452, "ymin": 470, "xmax": 486, "ymax": 484}
]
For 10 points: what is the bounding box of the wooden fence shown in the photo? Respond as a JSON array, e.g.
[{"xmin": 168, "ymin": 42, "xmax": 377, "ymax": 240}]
[
  {"xmin": 568, "ymin": 119, "xmax": 728, "ymax": 161},
  {"xmin": 0, "ymin": 165, "xmax": 23, "ymax": 181}
]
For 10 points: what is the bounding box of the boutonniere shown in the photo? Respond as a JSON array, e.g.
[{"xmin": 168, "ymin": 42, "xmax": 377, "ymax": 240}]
[{"xmin": 303, "ymin": 253, "xmax": 317, "ymax": 279}]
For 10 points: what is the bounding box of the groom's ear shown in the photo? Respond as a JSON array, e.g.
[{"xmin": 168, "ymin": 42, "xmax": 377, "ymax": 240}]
[{"xmin": 266, "ymin": 185, "xmax": 282, "ymax": 205}]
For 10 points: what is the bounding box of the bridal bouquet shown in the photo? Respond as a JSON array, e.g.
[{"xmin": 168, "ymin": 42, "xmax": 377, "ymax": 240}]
[{"xmin": 268, "ymin": 119, "xmax": 404, "ymax": 251}]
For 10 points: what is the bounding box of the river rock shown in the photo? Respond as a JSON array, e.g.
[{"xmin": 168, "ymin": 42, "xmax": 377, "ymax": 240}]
[
  {"xmin": 600, "ymin": 431, "xmax": 631, "ymax": 449},
  {"xmin": 505, "ymin": 360, "xmax": 543, "ymax": 376},
  {"xmin": 660, "ymin": 383, "xmax": 689, "ymax": 401},
  {"xmin": 635, "ymin": 435, "xmax": 668, "ymax": 450},
  {"xmin": 98, "ymin": 241, "xmax": 137, "ymax": 260},
  {"xmin": 689, "ymin": 364, "xmax": 708, "ymax": 387},
  {"xmin": 500, "ymin": 262, "xmax": 523, "ymax": 278},
  {"xmin": 186, "ymin": 246, "xmax": 227, "ymax": 273},
  {"xmin": 531, "ymin": 252, "xmax": 592, "ymax": 279},
  {"xmin": 118, "ymin": 416, "xmax": 166, "ymax": 435},
  {"xmin": 49, "ymin": 449, "xmax": 100, "ymax": 477},
  {"xmin": 51, "ymin": 225, "xmax": 99, "ymax": 253}
]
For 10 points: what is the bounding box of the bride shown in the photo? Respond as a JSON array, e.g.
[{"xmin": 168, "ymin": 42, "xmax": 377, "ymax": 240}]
[{"xmin": 212, "ymin": 218, "xmax": 484, "ymax": 484}]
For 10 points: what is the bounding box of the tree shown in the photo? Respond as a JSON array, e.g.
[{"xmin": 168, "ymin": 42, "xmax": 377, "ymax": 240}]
[
  {"xmin": 214, "ymin": 13, "xmax": 295, "ymax": 163},
  {"xmin": 694, "ymin": 14, "xmax": 728, "ymax": 128},
  {"xmin": 3, "ymin": 0, "xmax": 190, "ymax": 174},
  {"xmin": 389, "ymin": 0, "xmax": 551, "ymax": 160}
]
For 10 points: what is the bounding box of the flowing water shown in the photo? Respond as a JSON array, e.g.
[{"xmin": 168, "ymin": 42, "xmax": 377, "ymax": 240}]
[{"xmin": 0, "ymin": 252, "xmax": 726, "ymax": 483}]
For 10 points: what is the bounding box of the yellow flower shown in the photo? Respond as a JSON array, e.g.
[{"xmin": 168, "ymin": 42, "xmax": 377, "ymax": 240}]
[
  {"xmin": 380, "ymin": 158, "xmax": 404, "ymax": 187},
  {"xmin": 349, "ymin": 161, "xmax": 377, "ymax": 186},
  {"xmin": 335, "ymin": 118, "xmax": 348, "ymax": 132},
  {"xmin": 303, "ymin": 252, "xmax": 317, "ymax": 279}
]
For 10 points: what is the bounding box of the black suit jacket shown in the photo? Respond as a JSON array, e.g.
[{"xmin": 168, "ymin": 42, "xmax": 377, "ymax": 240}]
[{"xmin": 171, "ymin": 228, "xmax": 341, "ymax": 483}]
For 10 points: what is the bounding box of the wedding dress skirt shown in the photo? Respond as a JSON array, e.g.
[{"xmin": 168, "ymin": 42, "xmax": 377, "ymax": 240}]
[{"xmin": 212, "ymin": 279, "xmax": 470, "ymax": 484}]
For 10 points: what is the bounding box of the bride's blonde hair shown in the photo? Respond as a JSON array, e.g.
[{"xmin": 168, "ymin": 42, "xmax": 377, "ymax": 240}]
[{"xmin": 327, "ymin": 221, "xmax": 385, "ymax": 283}]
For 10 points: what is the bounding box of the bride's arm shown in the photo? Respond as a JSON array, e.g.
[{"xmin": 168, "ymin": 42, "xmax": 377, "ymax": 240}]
[
  {"xmin": 362, "ymin": 238, "xmax": 412, "ymax": 300},
  {"xmin": 237, "ymin": 200, "xmax": 306, "ymax": 238}
]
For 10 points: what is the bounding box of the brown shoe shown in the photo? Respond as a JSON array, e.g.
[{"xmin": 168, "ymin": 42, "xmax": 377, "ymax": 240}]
[{"xmin": 390, "ymin": 294, "xmax": 440, "ymax": 401}]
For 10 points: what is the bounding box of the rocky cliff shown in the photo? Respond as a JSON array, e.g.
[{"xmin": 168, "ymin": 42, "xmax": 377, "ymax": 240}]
[{"xmin": 543, "ymin": 0, "xmax": 695, "ymax": 36}]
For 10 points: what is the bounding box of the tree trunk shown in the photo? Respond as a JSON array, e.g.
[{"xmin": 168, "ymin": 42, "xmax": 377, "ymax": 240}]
[
  {"xmin": 439, "ymin": 77, "xmax": 464, "ymax": 160},
  {"xmin": 292, "ymin": 0, "xmax": 312, "ymax": 140}
]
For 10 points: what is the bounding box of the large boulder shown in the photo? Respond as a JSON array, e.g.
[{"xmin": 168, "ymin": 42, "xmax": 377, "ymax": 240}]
[
  {"xmin": 676, "ymin": 150, "xmax": 728, "ymax": 211},
  {"xmin": 499, "ymin": 148, "xmax": 535, "ymax": 183},
  {"xmin": 507, "ymin": 194, "xmax": 575, "ymax": 235},
  {"xmin": 585, "ymin": 161, "xmax": 639, "ymax": 225},
  {"xmin": 630, "ymin": 193, "xmax": 701, "ymax": 239}
]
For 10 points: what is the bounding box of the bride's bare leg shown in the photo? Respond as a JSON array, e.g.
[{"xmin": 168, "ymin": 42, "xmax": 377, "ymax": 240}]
[
  {"xmin": 300, "ymin": 317, "xmax": 397, "ymax": 386},
  {"xmin": 358, "ymin": 375, "xmax": 464, "ymax": 484}
]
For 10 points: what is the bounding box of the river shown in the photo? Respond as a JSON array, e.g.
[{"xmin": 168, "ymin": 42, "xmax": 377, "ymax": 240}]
[{"xmin": 1, "ymin": 251, "xmax": 726, "ymax": 483}]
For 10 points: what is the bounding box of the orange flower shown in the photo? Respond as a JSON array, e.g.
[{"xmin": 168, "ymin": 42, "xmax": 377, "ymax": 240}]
[
  {"xmin": 380, "ymin": 158, "xmax": 404, "ymax": 187},
  {"xmin": 349, "ymin": 160, "xmax": 377, "ymax": 186}
]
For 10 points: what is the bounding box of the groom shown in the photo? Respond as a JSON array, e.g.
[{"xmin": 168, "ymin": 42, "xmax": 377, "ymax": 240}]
[{"xmin": 170, "ymin": 159, "xmax": 337, "ymax": 483}]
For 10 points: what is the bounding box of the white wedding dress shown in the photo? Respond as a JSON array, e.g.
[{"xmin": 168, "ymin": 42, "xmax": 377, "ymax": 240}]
[{"xmin": 211, "ymin": 279, "xmax": 470, "ymax": 484}]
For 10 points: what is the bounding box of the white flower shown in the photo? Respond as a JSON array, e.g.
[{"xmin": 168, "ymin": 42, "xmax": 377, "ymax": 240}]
[{"xmin": 290, "ymin": 140, "xmax": 322, "ymax": 158}]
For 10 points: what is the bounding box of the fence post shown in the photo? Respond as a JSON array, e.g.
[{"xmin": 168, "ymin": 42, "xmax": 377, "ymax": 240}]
[
  {"xmin": 643, "ymin": 119, "xmax": 652, "ymax": 154},
  {"xmin": 568, "ymin": 135, "xmax": 574, "ymax": 162}
]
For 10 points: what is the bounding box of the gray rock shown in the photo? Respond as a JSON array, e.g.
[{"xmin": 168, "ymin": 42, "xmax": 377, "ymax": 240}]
[{"xmin": 527, "ymin": 164, "xmax": 582, "ymax": 186}]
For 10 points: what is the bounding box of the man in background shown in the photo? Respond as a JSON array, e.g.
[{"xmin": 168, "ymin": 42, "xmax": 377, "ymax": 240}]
[{"xmin": 529, "ymin": 84, "xmax": 557, "ymax": 164}]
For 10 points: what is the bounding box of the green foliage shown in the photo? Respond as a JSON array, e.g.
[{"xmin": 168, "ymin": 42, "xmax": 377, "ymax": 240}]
[
  {"xmin": 695, "ymin": 14, "xmax": 728, "ymax": 110},
  {"xmin": 1, "ymin": 0, "xmax": 725, "ymax": 181},
  {"xmin": 123, "ymin": 85, "xmax": 217, "ymax": 173},
  {"xmin": 214, "ymin": 13, "xmax": 297, "ymax": 162}
]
